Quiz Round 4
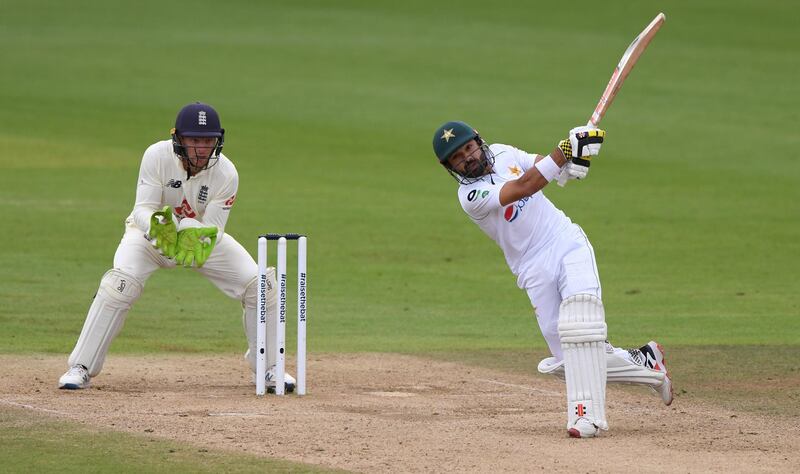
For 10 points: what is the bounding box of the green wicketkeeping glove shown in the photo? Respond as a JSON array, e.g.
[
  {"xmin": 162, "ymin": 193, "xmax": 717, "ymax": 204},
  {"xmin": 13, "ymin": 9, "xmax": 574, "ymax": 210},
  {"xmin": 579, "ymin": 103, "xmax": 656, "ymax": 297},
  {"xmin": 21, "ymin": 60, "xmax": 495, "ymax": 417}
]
[
  {"xmin": 149, "ymin": 206, "xmax": 178, "ymax": 258},
  {"xmin": 175, "ymin": 226, "xmax": 218, "ymax": 267}
]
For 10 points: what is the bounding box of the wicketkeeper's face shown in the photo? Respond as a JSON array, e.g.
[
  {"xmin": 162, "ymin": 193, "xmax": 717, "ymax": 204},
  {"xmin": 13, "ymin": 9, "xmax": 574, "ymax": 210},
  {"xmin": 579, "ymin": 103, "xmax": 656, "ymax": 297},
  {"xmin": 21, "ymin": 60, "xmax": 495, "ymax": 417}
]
[{"xmin": 181, "ymin": 136, "xmax": 216, "ymax": 167}]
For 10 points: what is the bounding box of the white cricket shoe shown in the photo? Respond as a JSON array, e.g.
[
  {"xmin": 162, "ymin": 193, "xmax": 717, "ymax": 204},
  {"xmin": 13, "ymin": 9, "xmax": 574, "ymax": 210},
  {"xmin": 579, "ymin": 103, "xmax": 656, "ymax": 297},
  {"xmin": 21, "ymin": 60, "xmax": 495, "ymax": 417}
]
[
  {"xmin": 252, "ymin": 366, "xmax": 296, "ymax": 393},
  {"xmin": 58, "ymin": 364, "xmax": 91, "ymax": 390},
  {"xmin": 568, "ymin": 417, "xmax": 600, "ymax": 438},
  {"xmin": 640, "ymin": 341, "xmax": 673, "ymax": 406}
]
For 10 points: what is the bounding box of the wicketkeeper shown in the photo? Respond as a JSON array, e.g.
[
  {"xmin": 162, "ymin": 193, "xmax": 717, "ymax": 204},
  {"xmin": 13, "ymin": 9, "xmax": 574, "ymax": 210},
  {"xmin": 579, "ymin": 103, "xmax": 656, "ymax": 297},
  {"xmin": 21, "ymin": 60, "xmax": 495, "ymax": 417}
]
[
  {"xmin": 432, "ymin": 121, "xmax": 673, "ymax": 438},
  {"xmin": 59, "ymin": 102, "xmax": 294, "ymax": 393}
]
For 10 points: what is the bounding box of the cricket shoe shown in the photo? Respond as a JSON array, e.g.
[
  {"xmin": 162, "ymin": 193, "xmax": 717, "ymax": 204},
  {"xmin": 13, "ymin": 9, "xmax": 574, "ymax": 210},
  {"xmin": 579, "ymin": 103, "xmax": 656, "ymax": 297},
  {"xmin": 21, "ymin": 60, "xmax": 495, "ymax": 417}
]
[
  {"xmin": 252, "ymin": 366, "xmax": 296, "ymax": 393},
  {"xmin": 639, "ymin": 341, "xmax": 673, "ymax": 406},
  {"xmin": 58, "ymin": 364, "xmax": 91, "ymax": 390},
  {"xmin": 568, "ymin": 418, "xmax": 600, "ymax": 438}
]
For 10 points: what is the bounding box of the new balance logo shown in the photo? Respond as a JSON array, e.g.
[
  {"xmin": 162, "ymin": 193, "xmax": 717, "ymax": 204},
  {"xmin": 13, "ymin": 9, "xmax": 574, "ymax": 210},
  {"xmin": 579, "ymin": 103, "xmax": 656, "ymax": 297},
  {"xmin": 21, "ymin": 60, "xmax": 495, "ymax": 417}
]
[
  {"xmin": 166, "ymin": 179, "xmax": 182, "ymax": 189},
  {"xmin": 198, "ymin": 111, "xmax": 207, "ymax": 125}
]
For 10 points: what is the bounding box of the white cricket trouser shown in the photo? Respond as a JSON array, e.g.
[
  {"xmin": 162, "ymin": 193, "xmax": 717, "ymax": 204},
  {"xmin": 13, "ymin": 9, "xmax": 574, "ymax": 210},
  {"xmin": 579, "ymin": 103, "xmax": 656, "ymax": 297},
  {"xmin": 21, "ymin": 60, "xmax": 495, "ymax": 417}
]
[
  {"xmin": 521, "ymin": 224, "xmax": 601, "ymax": 361},
  {"xmin": 67, "ymin": 223, "xmax": 256, "ymax": 375}
]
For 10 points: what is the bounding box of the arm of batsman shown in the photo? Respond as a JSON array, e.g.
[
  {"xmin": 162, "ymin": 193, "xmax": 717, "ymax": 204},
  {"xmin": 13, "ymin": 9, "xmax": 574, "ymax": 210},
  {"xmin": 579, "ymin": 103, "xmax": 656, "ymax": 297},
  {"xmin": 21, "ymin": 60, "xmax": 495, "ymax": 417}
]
[
  {"xmin": 175, "ymin": 226, "xmax": 218, "ymax": 267},
  {"xmin": 149, "ymin": 206, "xmax": 178, "ymax": 258}
]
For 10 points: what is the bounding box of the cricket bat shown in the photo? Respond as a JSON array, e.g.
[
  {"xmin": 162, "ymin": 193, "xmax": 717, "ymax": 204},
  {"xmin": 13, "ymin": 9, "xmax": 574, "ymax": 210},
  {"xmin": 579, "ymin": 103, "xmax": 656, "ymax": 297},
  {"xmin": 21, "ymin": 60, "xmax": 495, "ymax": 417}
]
[{"xmin": 557, "ymin": 13, "xmax": 666, "ymax": 186}]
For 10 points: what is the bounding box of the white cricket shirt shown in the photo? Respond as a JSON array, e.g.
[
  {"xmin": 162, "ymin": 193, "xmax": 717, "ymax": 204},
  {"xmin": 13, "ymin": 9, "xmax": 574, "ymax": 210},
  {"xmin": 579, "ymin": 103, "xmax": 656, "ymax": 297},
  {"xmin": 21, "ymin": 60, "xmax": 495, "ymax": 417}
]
[
  {"xmin": 125, "ymin": 140, "xmax": 239, "ymax": 237},
  {"xmin": 457, "ymin": 144, "xmax": 573, "ymax": 285}
]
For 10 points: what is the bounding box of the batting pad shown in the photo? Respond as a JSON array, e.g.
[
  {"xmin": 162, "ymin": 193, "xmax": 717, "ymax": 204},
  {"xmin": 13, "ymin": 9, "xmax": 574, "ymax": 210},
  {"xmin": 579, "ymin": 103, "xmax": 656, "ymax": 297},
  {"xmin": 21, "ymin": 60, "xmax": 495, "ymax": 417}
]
[
  {"xmin": 558, "ymin": 294, "xmax": 608, "ymax": 431},
  {"xmin": 243, "ymin": 268, "xmax": 277, "ymax": 371},
  {"xmin": 68, "ymin": 269, "xmax": 143, "ymax": 376}
]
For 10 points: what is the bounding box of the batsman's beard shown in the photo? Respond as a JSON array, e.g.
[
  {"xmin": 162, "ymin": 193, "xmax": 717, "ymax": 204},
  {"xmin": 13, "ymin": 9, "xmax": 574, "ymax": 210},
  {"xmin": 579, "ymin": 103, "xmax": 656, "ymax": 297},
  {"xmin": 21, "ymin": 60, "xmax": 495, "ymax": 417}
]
[{"xmin": 461, "ymin": 153, "xmax": 491, "ymax": 178}]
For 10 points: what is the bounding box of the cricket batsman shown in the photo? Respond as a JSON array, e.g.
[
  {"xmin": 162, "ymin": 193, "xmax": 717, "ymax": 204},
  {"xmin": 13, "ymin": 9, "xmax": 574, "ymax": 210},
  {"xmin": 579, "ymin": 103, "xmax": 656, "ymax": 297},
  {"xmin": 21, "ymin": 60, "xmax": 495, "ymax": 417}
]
[
  {"xmin": 58, "ymin": 102, "xmax": 294, "ymax": 393},
  {"xmin": 432, "ymin": 120, "xmax": 672, "ymax": 438}
]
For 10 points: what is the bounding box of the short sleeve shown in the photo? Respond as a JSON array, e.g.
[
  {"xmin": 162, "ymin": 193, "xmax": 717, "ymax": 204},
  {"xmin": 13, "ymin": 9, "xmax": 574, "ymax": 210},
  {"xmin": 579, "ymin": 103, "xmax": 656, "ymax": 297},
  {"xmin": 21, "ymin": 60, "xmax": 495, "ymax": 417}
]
[{"xmin": 459, "ymin": 182, "xmax": 503, "ymax": 220}]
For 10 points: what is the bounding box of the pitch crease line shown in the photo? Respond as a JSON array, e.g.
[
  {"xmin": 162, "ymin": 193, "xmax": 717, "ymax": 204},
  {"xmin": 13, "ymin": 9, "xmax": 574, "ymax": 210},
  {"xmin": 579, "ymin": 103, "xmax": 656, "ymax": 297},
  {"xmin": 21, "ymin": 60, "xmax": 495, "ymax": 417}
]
[{"xmin": 0, "ymin": 399, "xmax": 71, "ymax": 415}]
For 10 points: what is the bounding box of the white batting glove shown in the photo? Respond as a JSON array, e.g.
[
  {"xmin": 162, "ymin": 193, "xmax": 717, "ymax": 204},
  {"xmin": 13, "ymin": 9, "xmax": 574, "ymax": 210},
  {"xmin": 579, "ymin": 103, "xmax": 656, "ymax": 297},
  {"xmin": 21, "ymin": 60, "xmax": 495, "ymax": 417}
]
[
  {"xmin": 568, "ymin": 126, "xmax": 605, "ymax": 158},
  {"xmin": 555, "ymin": 126, "xmax": 604, "ymax": 187},
  {"xmin": 555, "ymin": 162, "xmax": 589, "ymax": 187},
  {"xmin": 564, "ymin": 161, "xmax": 589, "ymax": 180}
]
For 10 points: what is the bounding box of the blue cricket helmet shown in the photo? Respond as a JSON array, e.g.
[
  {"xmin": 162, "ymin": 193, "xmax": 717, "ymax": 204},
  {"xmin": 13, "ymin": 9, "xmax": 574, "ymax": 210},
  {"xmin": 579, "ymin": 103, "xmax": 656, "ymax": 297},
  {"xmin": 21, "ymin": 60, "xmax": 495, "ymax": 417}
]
[{"xmin": 171, "ymin": 102, "xmax": 225, "ymax": 168}]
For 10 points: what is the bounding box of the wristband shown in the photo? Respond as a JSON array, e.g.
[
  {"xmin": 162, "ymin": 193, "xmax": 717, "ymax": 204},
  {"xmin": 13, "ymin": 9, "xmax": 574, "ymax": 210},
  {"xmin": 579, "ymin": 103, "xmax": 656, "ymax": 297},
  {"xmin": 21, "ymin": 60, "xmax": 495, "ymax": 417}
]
[{"xmin": 534, "ymin": 155, "xmax": 561, "ymax": 182}]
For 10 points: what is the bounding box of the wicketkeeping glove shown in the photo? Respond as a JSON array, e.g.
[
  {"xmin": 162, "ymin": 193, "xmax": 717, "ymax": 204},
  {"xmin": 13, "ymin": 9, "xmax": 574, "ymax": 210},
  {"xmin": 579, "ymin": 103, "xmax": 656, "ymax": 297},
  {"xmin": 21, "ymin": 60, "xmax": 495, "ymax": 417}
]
[
  {"xmin": 149, "ymin": 206, "xmax": 178, "ymax": 258},
  {"xmin": 175, "ymin": 226, "xmax": 218, "ymax": 267}
]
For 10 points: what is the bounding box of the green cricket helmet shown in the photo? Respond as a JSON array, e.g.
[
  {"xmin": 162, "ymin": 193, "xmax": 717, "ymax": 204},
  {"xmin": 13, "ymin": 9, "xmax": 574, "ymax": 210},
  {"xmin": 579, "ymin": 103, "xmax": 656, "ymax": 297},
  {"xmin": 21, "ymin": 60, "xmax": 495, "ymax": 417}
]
[
  {"xmin": 432, "ymin": 121, "xmax": 495, "ymax": 184},
  {"xmin": 432, "ymin": 121, "xmax": 479, "ymax": 163}
]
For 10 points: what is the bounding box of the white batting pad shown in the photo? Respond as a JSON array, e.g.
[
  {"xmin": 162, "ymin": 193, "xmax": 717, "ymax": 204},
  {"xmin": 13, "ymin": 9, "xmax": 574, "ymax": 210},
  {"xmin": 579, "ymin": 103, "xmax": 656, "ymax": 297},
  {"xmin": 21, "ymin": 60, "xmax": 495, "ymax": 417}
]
[
  {"xmin": 243, "ymin": 268, "xmax": 277, "ymax": 371},
  {"xmin": 558, "ymin": 294, "xmax": 608, "ymax": 431},
  {"xmin": 68, "ymin": 269, "xmax": 143, "ymax": 376}
]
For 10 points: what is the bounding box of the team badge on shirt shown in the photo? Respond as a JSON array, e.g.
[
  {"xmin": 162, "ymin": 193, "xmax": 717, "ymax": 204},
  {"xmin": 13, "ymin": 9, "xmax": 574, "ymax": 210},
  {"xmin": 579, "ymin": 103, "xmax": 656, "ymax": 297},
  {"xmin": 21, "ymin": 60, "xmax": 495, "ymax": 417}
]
[{"xmin": 198, "ymin": 185, "xmax": 209, "ymax": 204}]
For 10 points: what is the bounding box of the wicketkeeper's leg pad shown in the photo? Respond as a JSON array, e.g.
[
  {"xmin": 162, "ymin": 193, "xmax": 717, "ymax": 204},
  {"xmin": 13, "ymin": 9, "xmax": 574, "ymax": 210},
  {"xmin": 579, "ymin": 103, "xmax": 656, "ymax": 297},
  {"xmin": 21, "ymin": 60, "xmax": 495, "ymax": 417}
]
[
  {"xmin": 242, "ymin": 268, "xmax": 277, "ymax": 371},
  {"xmin": 558, "ymin": 294, "xmax": 608, "ymax": 431},
  {"xmin": 68, "ymin": 269, "xmax": 144, "ymax": 376}
]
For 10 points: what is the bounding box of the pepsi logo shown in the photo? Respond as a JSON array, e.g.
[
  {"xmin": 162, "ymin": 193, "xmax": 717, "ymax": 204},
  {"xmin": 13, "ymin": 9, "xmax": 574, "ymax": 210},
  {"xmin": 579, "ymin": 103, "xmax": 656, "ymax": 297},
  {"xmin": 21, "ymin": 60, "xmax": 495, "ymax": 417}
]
[
  {"xmin": 503, "ymin": 197, "xmax": 529, "ymax": 222},
  {"xmin": 504, "ymin": 205, "xmax": 519, "ymax": 222}
]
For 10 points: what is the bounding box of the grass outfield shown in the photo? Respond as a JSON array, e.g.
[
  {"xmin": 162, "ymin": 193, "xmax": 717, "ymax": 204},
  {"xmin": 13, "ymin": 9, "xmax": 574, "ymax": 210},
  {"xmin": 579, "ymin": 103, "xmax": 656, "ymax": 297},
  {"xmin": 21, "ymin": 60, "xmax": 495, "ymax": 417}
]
[
  {"xmin": 0, "ymin": 406, "xmax": 341, "ymax": 473},
  {"xmin": 0, "ymin": 0, "xmax": 798, "ymax": 470}
]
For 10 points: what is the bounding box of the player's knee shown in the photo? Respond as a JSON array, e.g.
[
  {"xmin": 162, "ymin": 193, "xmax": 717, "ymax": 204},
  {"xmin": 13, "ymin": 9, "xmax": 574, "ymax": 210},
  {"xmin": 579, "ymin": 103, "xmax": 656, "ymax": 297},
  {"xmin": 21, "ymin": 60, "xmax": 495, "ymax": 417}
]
[
  {"xmin": 243, "ymin": 276, "xmax": 258, "ymax": 308},
  {"xmin": 558, "ymin": 294, "xmax": 607, "ymax": 343},
  {"xmin": 242, "ymin": 268, "xmax": 276, "ymax": 309},
  {"xmin": 98, "ymin": 269, "xmax": 143, "ymax": 306}
]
